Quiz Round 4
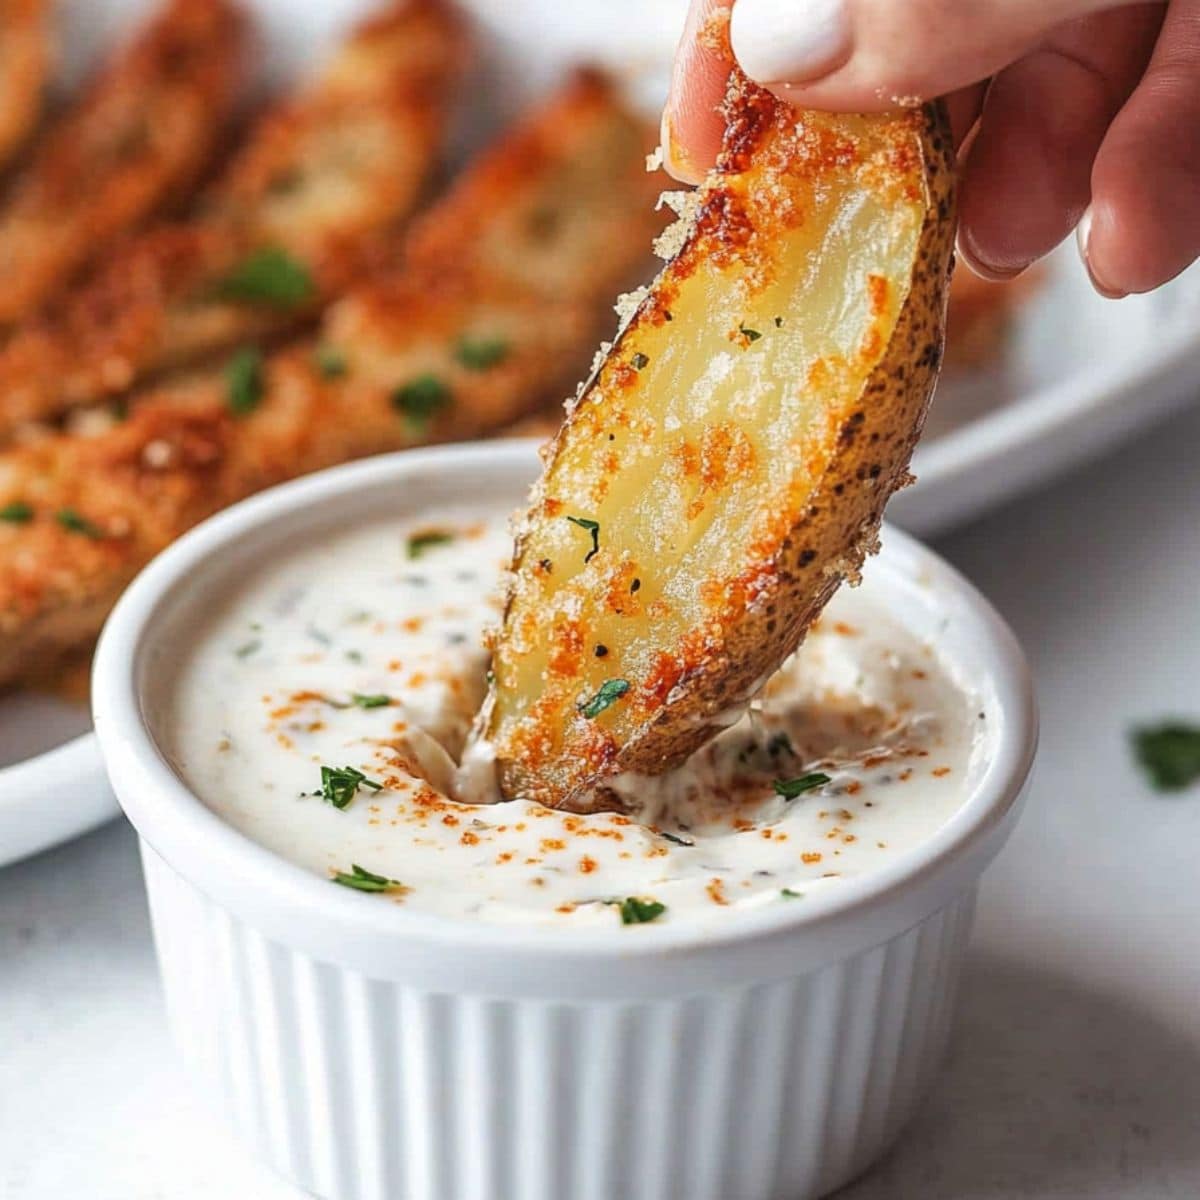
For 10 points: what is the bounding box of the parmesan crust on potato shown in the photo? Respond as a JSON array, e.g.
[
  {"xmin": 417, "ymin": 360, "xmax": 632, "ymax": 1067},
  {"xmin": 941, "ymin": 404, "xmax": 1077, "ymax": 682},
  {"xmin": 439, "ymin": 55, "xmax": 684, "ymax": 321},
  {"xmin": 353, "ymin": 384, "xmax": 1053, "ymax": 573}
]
[
  {"xmin": 0, "ymin": 0, "xmax": 466, "ymax": 437},
  {"xmin": 0, "ymin": 0, "xmax": 52, "ymax": 174},
  {"xmin": 0, "ymin": 70, "xmax": 662, "ymax": 690},
  {"xmin": 482, "ymin": 70, "xmax": 958, "ymax": 811}
]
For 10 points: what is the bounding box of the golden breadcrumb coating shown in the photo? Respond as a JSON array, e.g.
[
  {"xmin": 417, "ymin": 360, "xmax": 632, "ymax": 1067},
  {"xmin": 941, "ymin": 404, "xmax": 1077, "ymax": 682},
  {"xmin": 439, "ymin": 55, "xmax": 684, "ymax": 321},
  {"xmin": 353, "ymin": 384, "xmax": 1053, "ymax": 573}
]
[
  {"xmin": 0, "ymin": 0, "xmax": 248, "ymax": 328},
  {"xmin": 0, "ymin": 69, "xmax": 663, "ymax": 689}
]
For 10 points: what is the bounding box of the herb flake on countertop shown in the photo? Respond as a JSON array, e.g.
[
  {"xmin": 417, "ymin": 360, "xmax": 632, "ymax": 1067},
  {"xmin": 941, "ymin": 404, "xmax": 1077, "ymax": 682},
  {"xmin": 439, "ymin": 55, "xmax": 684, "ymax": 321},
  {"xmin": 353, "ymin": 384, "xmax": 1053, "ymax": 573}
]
[
  {"xmin": 393, "ymin": 375, "xmax": 450, "ymax": 425},
  {"xmin": 226, "ymin": 347, "xmax": 264, "ymax": 415},
  {"xmin": 566, "ymin": 515, "xmax": 600, "ymax": 563},
  {"xmin": 0, "ymin": 501, "xmax": 33, "ymax": 523},
  {"xmin": 320, "ymin": 765, "xmax": 383, "ymax": 810},
  {"xmin": 406, "ymin": 529, "xmax": 454, "ymax": 559},
  {"xmin": 56, "ymin": 508, "xmax": 105, "ymax": 538},
  {"xmin": 454, "ymin": 336, "xmax": 509, "ymax": 371},
  {"xmin": 351, "ymin": 693, "xmax": 392, "ymax": 709},
  {"xmin": 658, "ymin": 830, "xmax": 694, "ymax": 847},
  {"xmin": 773, "ymin": 772, "xmax": 831, "ymax": 800},
  {"xmin": 780, "ymin": 888, "xmax": 804, "ymax": 900},
  {"xmin": 615, "ymin": 897, "xmax": 666, "ymax": 925},
  {"xmin": 1132, "ymin": 722, "xmax": 1200, "ymax": 791},
  {"xmin": 215, "ymin": 246, "xmax": 314, "ymax": 308},
  {"xmin": 579, "ymin": 678, "xmax": 630, "ymax": 719},
  {"xmin": 332, "ymin": 864, "xmax": 407, "ymax": 894}
]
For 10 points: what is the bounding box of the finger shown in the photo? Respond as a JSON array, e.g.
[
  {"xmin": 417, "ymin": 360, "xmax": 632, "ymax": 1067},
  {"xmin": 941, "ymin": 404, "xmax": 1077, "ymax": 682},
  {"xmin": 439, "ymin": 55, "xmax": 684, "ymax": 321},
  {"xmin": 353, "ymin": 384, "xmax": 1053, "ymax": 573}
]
[
  {"xmin": 957, "ymin": 4, "xmax": 1163, "ymax": 279},
  {"xmin": 945, "ymin": 82, "xmax": 988, "ymax": 149},
  {"xmin": 730, "ymin": 0, "xmax": 1161, "ymax": 112},
  {"xmin": 662, "ymin": 0, "xmax": 733, "ymax": 183},
  {"xmin": 1083, "ymin": 0, "xmax": 1200, "ymax": 295}
]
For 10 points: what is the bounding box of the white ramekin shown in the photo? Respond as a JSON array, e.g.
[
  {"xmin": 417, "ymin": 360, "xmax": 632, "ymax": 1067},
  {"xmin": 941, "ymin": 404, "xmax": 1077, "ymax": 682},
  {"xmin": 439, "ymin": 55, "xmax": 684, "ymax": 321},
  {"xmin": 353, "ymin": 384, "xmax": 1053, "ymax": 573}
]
[{"xmin": 93, "ymin": 441, "xmax": 1037, "ymax": 1200}]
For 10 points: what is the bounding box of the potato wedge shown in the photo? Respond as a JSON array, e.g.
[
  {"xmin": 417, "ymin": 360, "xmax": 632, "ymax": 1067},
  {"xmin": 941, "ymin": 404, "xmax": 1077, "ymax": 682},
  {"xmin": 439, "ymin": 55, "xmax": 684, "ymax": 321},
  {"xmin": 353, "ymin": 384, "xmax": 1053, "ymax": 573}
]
[
  {"xmin": 483, "ymin": 71, "xmax": 957, "ymax": 810},
  {"xmin": 0, "ymin": 0, "xmax": 465, "ymax": 436},
  {"xmin": 0, "ymin": 0, "xmax": 247, "ymax": 327},
  {"xmin": 0, "ymin": 70, "xmax": 662, "ymax": 690},
  {"xmin": 0, "ymin": 0, "xmax": 52, "ymax": 173}
]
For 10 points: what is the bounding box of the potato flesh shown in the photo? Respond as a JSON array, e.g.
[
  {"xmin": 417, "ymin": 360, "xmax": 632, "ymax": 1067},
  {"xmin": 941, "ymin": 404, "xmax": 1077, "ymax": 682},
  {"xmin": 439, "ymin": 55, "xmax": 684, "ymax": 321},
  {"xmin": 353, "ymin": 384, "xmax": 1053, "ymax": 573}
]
[{"xmin": 488, "ymin": 107, "xmax": 929, "ymax": 805}]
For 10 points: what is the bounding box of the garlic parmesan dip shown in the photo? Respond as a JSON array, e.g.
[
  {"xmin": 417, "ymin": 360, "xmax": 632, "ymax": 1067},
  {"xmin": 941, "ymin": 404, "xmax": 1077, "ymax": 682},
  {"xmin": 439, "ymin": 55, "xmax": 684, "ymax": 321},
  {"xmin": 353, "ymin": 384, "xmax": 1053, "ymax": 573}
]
[{"xmin": 166, "ymin": 506, "xmax": 990, "ymax": 927}]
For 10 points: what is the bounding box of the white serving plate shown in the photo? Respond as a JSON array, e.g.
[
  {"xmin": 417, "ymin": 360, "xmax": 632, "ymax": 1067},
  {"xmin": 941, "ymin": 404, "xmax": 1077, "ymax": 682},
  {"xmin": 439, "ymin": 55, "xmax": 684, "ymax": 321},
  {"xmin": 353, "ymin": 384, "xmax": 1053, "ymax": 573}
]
[{"xmin": 2, "ymin": 0, "xmax": 1197, "ymax": 868}]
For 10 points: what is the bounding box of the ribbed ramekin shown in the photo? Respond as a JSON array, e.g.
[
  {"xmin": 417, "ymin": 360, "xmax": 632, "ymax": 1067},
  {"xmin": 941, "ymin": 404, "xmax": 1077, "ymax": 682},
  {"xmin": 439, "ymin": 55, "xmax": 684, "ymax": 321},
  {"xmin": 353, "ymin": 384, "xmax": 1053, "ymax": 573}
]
[{"xmin": 93, "ymin": 441, "xmax": 1037, "ymax": 1200}]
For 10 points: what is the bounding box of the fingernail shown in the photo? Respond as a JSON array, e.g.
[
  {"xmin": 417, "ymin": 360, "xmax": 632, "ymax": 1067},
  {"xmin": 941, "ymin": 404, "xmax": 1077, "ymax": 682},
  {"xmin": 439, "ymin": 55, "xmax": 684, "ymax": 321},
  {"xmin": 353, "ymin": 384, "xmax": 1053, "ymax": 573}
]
[
  {"xmin": 955, "ymin": 228, "xmax": 1028, "ymax": 283},
  {"xmin": 730, "ymin": 0, "xmax": 850, "ymax": 85},
  {"xmin": 659, "ymin": 107, "xmax": 705, "ymax": 185},
  {"xmin": 1076, "ymin": 205, "xmax": 1126, "ymax": 299}
]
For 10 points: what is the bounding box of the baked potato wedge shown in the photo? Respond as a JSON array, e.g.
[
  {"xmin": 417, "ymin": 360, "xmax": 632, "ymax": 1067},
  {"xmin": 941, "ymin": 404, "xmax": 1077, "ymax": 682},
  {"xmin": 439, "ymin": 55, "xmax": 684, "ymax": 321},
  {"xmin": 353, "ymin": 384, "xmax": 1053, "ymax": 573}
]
[
  {"xmin": 0, "ymin": 0, "xmax": 247, "ymax": 328},
  {"xmin": 0, "ymin": 70, "xmax": 661, "ymax": 690},
  {"xmin": 0, "ymin": 0, "xmax": 52, "ymax": 174},
  {"xmin": 483, "ymin": 71, "xmax": 957, "ymax": 810},
  {"xmin": 0, "ymin": 0, "xmax": 466, "ymax": 436}
]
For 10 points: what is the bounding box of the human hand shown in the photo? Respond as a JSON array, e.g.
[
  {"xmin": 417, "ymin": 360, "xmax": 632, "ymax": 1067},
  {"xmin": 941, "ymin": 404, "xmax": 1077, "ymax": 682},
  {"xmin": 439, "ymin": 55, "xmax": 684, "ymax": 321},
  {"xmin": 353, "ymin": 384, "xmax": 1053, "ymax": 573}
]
[{"xmin": 663, "ymin": 0, "xmax": 1195, "ymax": 297}]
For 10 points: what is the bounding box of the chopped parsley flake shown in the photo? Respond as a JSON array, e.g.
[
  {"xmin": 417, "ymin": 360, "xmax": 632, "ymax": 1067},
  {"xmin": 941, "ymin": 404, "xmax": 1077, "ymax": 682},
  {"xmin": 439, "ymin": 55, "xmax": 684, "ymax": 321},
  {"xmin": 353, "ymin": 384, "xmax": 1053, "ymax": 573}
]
[
  {"xmin": 332, "ymin": 864, "xmax": 405, "ymax": 893},
  {"xmin": 739, "ymin": 324, "xmax": 763, "ymax": 343},
  {"xmin": 226, "ymin": 347, "xmax": 264, "ymax": 415},
  {"xmin": 351, "ymin": 693, "xmax": 391, "ymax": 709},
  {"xmin": 314, "ymin": 345, "xmax": 347, "ymax": 379},
  {"xmin": 454, "ymin": 336, "xmax": 509, "ymax": 371},
  {"xmin": 579, "ymin": 678, "xmax": 630, "ymax": 719},
  {"xmin": 1132, "ymin": 722, "xmax": 1200, "ymax": 791},
  {"xmin": 566, "ymin": 515, "xmax": 600, "ymax": 563},
  {"xmin": 215, "ymin": 247, "xmax": 314, "ymax": 308},
  {"xmin": 615, "ymin": 897, "xmax": 666, "ymax": 925},
  {"xmin": 658, "ymin": 830, "xmax": 694, "ymax": 847},
  {"xmin": 773, "ymin": 772, "xmax": 831, "ymax": 799},
  {"xmin": 407, "ymin": 529, "xmax": 454, "ymax": 559},
  {"xmin": 393, "ymin": 375, "xmax": 450, "ymax": 425},
  {"xmin": 320, "ymin": 765, "xmax": 383, "ymax": 810},
  {"xmin": 235, "ymin": 639, "xmax": 261, "ymax": 659},
  {"xmin": 780, "ymin": 888, "xmax": 804, "ymax": 900},
  {"xmin": 631, "ymin": 351, "xmax": 649, "ymax": 370},
  {"xmin": 56, "ymin": 508, "xmax": 104, "ymax": 538},
  {"xmin": 0, "ymin": 501, "xmax": 33, "ymax": 524}
]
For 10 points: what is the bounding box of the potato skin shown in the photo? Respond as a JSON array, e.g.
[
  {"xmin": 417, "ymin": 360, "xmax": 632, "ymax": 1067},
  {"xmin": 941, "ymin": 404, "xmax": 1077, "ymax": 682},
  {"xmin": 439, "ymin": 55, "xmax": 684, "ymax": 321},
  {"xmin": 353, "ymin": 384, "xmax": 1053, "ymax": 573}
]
[{"xmin": 487, "ymin": 72, "xmax": 957, "ymax": 811}]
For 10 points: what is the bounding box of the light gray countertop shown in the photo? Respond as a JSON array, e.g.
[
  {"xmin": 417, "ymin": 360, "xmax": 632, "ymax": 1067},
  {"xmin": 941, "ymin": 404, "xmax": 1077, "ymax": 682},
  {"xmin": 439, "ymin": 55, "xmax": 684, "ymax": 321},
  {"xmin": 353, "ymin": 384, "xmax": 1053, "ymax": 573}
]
[{"xmin": 5, "ymin": 405, "xmax": 1200, "ymax": 1199}]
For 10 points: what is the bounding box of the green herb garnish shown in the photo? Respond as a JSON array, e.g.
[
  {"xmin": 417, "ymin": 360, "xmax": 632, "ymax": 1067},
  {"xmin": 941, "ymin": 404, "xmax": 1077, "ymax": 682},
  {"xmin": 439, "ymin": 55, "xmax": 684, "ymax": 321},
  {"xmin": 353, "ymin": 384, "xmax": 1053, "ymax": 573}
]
[
  {"xmin": 1132, "ymin": 722, "xmax": 1200, "ymax": 791},
  {"xmin": 658, "ymin": 830, "xmax": 694, "ymax": 847},
  {"xmin": 566, "ymin": 515, "xmax": 600, "ymax": 563},
  {"xmin": 215, "ymin": 247, "xmax": 314, "ymax": 308},
  {"xmin": 56, "ymin": 508, "xmax": 104, "ymax": 538},
  {"xmin": 773, "ymin": 772, "xmax": 831, "ymax": 799},
  {"xmin": 393, "ymin": 375, "xmax": 450, "ymax": 425},
  {"xmin": 631, "ymin": 351, "xmax": 649, "ymax": 370},
  {"xmin": 314, "ymin": 345, "xmax": 347, "ymax": 379},
  {"xmin": 332, "ymin": 864, "xmax": 404, "ymax": 893},
  {"xmin": 351, "ymin": 693, "xmax": 391, "ymax": 709},
  {"xmin": 226, "ymin": 347, "xmax": 264, "ymax": 415},
  {"xmin": 454, "ymin": 336, "xmax": 509, "ymax": 371},
  {"xmin": 781, "ymin": 887, "xmax": 804, "ymax": 900},
  {"xmin": 579, "ymin": 678, "xmax": 630, "ymax": 719},
  {"xmin": 235, "ymin": 639, "xmax": 261, "ymax": 659},
  {"xmin": 0, "ymin": 501, "xmax": 33, "ymax": 524},
  {"xmin": 320, "ymin": 765, "xmax": 383, "ymax": 810},
  {"xmin": 406, "ymin": 529, "xmax": 454, "ymax": 559},
  {"xmin": 739, "ymin": 324, "xmax": 762, "ymax": 342},
  {"xmin": 616, "ymin": 896, "xmax": 666, "ymax": 925}
]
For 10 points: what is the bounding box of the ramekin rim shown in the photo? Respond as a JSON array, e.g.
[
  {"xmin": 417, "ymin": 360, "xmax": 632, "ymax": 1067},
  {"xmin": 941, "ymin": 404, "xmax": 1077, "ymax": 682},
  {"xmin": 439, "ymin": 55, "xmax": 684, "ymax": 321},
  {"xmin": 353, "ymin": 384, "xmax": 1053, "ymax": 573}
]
[{"xmin": 92, "ymin": 440, "xmax": 1037, "ymax": 962}]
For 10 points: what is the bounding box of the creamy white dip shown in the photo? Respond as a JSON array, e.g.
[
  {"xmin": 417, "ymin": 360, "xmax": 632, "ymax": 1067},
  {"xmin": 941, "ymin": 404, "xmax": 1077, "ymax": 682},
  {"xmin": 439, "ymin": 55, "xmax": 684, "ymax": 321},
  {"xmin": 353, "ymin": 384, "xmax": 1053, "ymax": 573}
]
[{"xmin": 165, "ymin": 505, "xmax": 990, "ymax": 926}]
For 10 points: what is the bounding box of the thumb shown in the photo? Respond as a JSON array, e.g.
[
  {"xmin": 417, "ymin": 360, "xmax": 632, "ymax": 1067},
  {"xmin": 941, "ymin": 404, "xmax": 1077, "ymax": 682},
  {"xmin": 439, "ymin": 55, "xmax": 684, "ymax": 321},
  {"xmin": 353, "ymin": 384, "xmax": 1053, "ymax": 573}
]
[{"xmin": 730, "ymin": 0, "xmax": 1150, "ymax": 109}]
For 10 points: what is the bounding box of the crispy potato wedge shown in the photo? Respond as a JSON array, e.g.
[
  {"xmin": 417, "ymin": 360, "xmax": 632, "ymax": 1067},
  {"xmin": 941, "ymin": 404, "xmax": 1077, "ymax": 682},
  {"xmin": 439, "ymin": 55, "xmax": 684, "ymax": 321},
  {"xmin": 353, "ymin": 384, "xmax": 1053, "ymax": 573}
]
[
  {"xmin": 0, "ymin": 0, "xmax": 52, "ymax": 173},
  {"xmin": 0, "ymin": 70, "xmax": 662, "ymax": 690},
  {"xmin": 0, "ymin": 0, "xmax": 466, "ymax": 435},
  {"xmin": 483, "ymin": 72, "xmax": 957, "ymax": 810},
  {"xmin": 0, "ymin": 0, "xmax": 247, "ymax": 327}
]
